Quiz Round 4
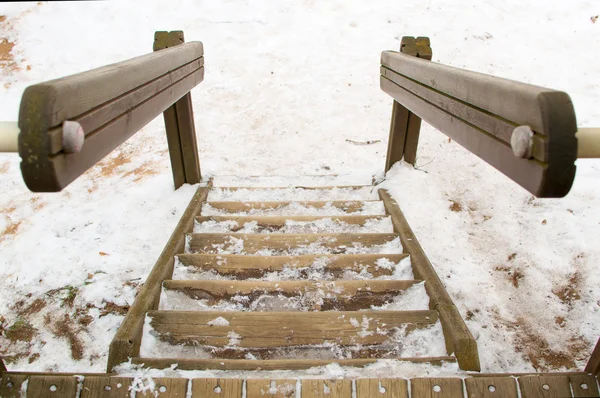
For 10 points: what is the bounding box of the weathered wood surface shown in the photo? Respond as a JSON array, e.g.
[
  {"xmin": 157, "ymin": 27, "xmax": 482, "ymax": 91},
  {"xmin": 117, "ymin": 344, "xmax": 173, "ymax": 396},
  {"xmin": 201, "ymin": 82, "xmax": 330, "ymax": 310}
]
[
  {"xmin": 136, "ymin": 377, "xmax": 188, "ymax": 397},
  {"xmin": 3, "ymin": 373, "xmax": 595, "ymax": 396},
  {"xmin": 569, "ymin": 374, "xmax": 600, "ymax": 397},
  {"xmin": 176, "ymin": 253, "xmax": 408, "ymax": 278},
  {"xmin": 19, "ymin": 41, "xmax": 205, "ymax": 192},
  {"xmin": 132, "ymin": 357, "xmax": 455, "ymax": 371},
  {"xmin": 0, "ymin": 373, "xmax": 28, "ymax": 398},
  {"xmin": 192, "ymin": 378, "xmax": 243, "ymax": 397},
  {"xmin": 355, "ymin": 378, "xmax": 409, "ymax": 397},
  {"xmin": 214, "ymin": 185, "xmax": 371, "ymax": 190},
  {"xmin": 411, "ymin": 378, "xmax": 464, "ymax": 398},
  {"xmin": 187, "ymin": 232, "xmax": 399, "ymax": 254},
  {"xmin": 585, "ymin": 337, "xmax": 600, "ymax": 376},
  {"xmin": 203, "ymin": 200, "xmax": 383, "ymax": 214},
  {"xmin": 379, "ymin": 189, "xmax": 480, "ymax": 371},
  {"xmin": 518, "ymin": 375, "xmax": 572, "ymax": 398},
  {"xmin": 195, "ymin": 215, "xmax": 389, "ymax": 227},
  {"xmin": 107, "ymin": 185, "xmax": 209, "ymax": 372},
  {"xmin": 154, "ymin": 31, "xmax": 201, "ymax": 190},
  {"xmin": 26, "ymin": 375, "xmax": 79, "ymax": 397},
  {"xmin": 163, "ymin": 279, "xmax": 419, "ymax": 296},
  {"xmin": 147, "ymin": 309, "xmax": 438, "ymax": 347},
  {"xmin": 465, "ymin": 376, "xmax": 518, "ymax": 398},
  {"xmin": 301, "ymin": 379, "xmax": 352, "ymax": 398},
  {"xmin": 380, "ymin": 50, "xmax": 577, "ymax": 198},
  {"xmin": 80, "ymin": 376, "xmax": 132, "ymax": 398},
  {"xmin": 246, "ymin": 379, "xmax": 297, "ymax": 397},
  {"xmin": 385, "ymin": 36, "xmax": 432, "ymax": 170}
]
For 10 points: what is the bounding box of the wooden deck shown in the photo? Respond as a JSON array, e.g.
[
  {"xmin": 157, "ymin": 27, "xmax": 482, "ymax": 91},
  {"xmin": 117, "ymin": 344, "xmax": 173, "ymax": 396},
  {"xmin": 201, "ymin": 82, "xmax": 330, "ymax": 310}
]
[{"xmin": 1, "ymin": 372, "xmax": 599, "ymax": 397}]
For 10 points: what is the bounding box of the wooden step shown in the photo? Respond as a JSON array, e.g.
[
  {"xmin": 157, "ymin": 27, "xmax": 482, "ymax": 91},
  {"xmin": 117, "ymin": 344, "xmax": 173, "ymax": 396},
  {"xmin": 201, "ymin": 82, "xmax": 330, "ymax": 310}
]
[
  {"xmin": 207, "ymin": 186, "xmax": 377, "ymax": 201},
  {"xmin": 202, "ymin": 201, "xmax": 384, "ymax": 214},
  {"xmin": 186, "ymin": 233, "xmax": 400, "ymax": 254},
  {"xmin": 212, "ymin": 185, "xmax": 372, "ymax": 190},
  {"xmin": 146, "ymin": 310, "xmax": 438, "ymax": 348},
  {"xmin": 131, "ymin": 356, "xmax": 456, "ymax": 371},
  {"xmin": 175, "ymin": 253, "xmax": 409, "ymax": 279},
  {"xmin": 161, "ymin": 279, "xmax": 421, "ymax": 311},
  {"xmin": 195, "ymin": 215, "xmax": 389, "ymax": 228}
]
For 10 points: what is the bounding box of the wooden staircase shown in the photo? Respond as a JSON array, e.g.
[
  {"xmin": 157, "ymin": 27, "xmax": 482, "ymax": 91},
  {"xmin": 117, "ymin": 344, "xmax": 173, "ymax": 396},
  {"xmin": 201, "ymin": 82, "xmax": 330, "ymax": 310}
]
[{"xmin": 108, "ymin": 184, "xmax": 480, "ymax": 373}]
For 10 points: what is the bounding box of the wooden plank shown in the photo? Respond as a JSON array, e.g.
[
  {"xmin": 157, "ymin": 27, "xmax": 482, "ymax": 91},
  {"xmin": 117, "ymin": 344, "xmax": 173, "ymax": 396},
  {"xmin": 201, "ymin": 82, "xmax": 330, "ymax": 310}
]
[
  {"xmin": 136, "ymin": 378, "xmax": 187, "ymax": 397},
  {"xmin": 411, "ymin": 378, "xmax": 464, "ymax": 398},
  {"xmin": 187, "ymin": 232, "xmax": 399, "ymax": 254},
  {"xmin": 203, "ymin": 200, "xmax": 382, "ymax": 214},
  {"xmin": 147, "ymin": 310, "xmax": 438, "ymax": 347},
  {"xmin": 585, "ymin": 338, "xmax": 600, "ymax": 376},
  {"xmin": 569, "ymin": 374, "xmax": 599, "ymax": 397},
  {"xmin": 26, "ymin": 375, "xmax": 78, "ymax": 397},
  {"xmin": 379, "ymin": 189, "xmax": 480, "ymax": 372},
  {"xmin": 176, "ymin": 253, "xmax": 407, "ymax": 278},
  {"xmin": 19, "ymin": 42, "xmax": 205, "ymax": 192},
  {"xmin": 195, "ymin": 215, "xmax": 388, "ymax": 228},
  {"xmin": 191, "ymin": 378, "xmax": 243, "ymax": 398},
  {"xmin": 356, "ymin": 378, "xmax": 409, "ymax": 397},
  {"xmin": 301, "ymin": 379, "xmax": 352, "ymax": 397},
  {"xmin": 465, "ymin": 377, "xmax": 518, "ymax": 398},
  {"xmin": 107, "ymin": 185, "xmax": 210, "ymax": 372},
  {"xmin": 80, "ymin": 376, "xmax": 132, "ymax": 398},
  {"xmin": 133, "ymin": 357, "xmax": 456, "ymax": 370},
  {"xmin": 216, "ymin": 185, "xmax": 371, "ymax": 190},
  {"xmin": 380, "ymin": 52, "xmax": 577, "ymax": 198},
  {"xmin": 246, "ymin": 379, "xmax": 297, "ymax": 397},
  {"xmin": 518, "ymin": 376, "xmax": 572, "ymax": 398},
  {"xmin": 163, "ymin": 104, "xmax": 186, "ymax": 189},
  {"xmin": 174, "ymin": 93, "xmax": 201, "ymax": 185},
  {"xmin": 385, "ymin": 100, "xmax": 410, "ymax": 172},
  {"xmin": 163, "ymin": 279, "xmax": 419, "ymax": 311},
  {"xmin": 0, "ymin": 373, "xmax": 28, "ymax": 398}
]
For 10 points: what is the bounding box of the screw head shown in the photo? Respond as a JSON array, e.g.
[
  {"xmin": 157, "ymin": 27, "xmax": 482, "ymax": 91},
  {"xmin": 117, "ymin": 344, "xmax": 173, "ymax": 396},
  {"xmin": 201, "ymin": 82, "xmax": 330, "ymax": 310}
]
[{"xmin": 511, "ymin": 125, "xmax": 534, "ymax": 159}]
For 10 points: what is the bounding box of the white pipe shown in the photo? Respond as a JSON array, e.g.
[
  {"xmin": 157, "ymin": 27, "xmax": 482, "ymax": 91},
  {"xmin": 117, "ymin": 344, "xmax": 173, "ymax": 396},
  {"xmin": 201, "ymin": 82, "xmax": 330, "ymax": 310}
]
[
  {"xmin": 577, "ymin": 128, "xmax": 600, "ymax": 158},
  {"xmin": 0, "ymin": 122, "xmax": 19, "ymax": 152}
]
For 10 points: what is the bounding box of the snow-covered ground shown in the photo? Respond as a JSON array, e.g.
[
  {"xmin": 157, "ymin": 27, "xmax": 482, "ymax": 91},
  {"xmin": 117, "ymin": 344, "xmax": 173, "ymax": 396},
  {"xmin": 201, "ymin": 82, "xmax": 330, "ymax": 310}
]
[{"xmin": 1, "ymin": 0, "xmax": 600, "ymax": 377}]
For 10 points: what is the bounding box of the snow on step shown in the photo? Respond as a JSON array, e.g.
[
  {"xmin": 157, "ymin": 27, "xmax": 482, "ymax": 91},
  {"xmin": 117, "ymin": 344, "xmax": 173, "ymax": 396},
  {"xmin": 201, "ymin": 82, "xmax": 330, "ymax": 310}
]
[
  {"xmin": 201, "ymin": 201, "xmax": 386, "ymax": 216},
  {"xmin": 172, "ymin": 254, "xmax": 414, "ymax": 281},
  {"xmin": 194, "ymin": 215, "xmax": 394, "ymax": 234},
  {"xmin": 185, "ymin": 233, "xmax": 402, "ymax": 256},
  {"xmin": 207, "ymin": 186, "xmax": 378, "ymax": 201},
  {"xmin": 139, "ymin": 310, "xmax": 447, "ymax": 360},
  {"xmin": 159, "ymin": 280, "xmax": 429, "ymax": 312}
]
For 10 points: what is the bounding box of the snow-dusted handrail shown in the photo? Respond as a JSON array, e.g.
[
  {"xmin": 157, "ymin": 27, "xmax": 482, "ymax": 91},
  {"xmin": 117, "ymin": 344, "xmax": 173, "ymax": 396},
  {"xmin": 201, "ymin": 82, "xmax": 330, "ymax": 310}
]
[
  {"xmin": 381, "ymin": 38, "xmax": 587, "ymax": 198},
  {"xmin": 17, "ymin": 31, "xmax": 203, "ymax": 192}
]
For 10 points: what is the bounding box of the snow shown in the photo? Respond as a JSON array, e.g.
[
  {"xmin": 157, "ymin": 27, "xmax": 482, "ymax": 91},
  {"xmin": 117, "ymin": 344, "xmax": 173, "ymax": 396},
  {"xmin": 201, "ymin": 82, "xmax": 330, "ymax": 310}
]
[
  {"xmin": 208, "ymin": 187, "xmax": 379, "ymax": 201},
  {"xmin": 0, "ymin": 0, "xmax": 599, "ymax": 378},
  {"xmin": 201, "ymin": 201, "xmax": 386, "ymax": 216},
  {"xmin": 194, "ymin": 217, "xmax": 394, "ymax": 234}
]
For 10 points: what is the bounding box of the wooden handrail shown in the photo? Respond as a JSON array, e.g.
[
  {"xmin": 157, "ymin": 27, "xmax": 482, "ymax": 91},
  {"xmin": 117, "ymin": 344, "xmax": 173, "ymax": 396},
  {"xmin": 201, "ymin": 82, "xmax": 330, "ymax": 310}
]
[
  {"xmin": 381, "ymin": 37, "xmax": 581, "ymax": 198},
  {"xmin": 17, "ymin": 31, "xmax": 204, "ymax": 192}
]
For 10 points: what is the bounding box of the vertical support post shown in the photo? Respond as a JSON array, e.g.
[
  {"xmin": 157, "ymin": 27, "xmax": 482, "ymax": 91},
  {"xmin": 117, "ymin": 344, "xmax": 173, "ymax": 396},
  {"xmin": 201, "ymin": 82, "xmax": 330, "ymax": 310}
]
[
  {"xmin": 154, "ymin": 30, "xmax": 202, "ymax": 190},
  {"xmin": 585, "ymin": 337, "xmax": 600, "ymax": 376},
  {"xmin": 1, "ymin": 357, "xmax": 6, "ymax": 373},
  {"xmin": 384, "ymin": 36, "xmax": 432, "ymax": 171}
]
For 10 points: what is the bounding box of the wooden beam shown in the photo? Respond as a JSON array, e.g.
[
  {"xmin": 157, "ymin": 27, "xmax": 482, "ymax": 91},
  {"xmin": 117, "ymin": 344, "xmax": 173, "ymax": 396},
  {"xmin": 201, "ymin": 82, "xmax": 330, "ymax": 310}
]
[
  {"xmin": 147, "ymin": 309, "xmax": 438, "ymax": 347},
  {"xmin": 195, "ymin": 215, "xmax": 388, "ymax": 228},
  {"xmin": 356, "ymin": 379, "xmax": 408, "ymax": 398},
  {"xmin": 186, "ymin": 232, "xmax": 399, "ymax": 254},
  {"xmin": 379, "ymin": 189, "xmax": 480, "ymax": 371},
  {"xmin": 384, "ymin": 36, "xmax": 432, "ymax": 171},
  {"xmin": 203, "ymin": 200, "xmax": 383, "ymax": 214},
  {"xmin": 411, "ymin": 378, "xmax": 464, "ymax": 398},
  {"xmin": 176, "ymin": 253, "xmax": 408, "ymax": 278},
  {"xmin": 107, "ymin": 185, "xmax": 209, "ymax": 372},
  {"xmin": 302, "ymin": 379, "xmax": 352, "ymax": 398},
  {"xmin": 132, "ymin": 356, "xmax": 456, "ymax": 371},
  {"xmin": 585, "ymin": 337, "xmax": 600, "ymax": 376}
]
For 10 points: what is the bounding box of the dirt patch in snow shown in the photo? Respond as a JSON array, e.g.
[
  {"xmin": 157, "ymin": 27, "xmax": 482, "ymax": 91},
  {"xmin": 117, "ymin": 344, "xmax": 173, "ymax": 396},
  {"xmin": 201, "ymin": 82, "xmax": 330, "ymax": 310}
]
[
  {"xmin": 50, "ymin": 314, "xmax": 84, "ymax": 360},
  {"xmin": 449, "ymin": 200, "xmax": 462, "ymax": 212},
  {"xmin": 552, "ymin": 269, "xmax": 582, "ymax": 307},
  {"xmin": 4, "ymin": 318, "xmax": 36, "ymax": 342},
  {"xmin": 18, "ymin": 298, "xmax": 47, "ymax": 317},
  {"xmin": 99, "ymin": 300, "xmax": 130, "ymax": 317}
]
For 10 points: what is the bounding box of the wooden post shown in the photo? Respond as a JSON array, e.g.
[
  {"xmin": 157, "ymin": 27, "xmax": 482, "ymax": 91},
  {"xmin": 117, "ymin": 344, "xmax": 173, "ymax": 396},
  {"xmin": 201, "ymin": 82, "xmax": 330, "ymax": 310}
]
[
  {"xmin": 585, "ymin": 337, "xmax": 600, "ymax": 376},
  {"xmin": 154, "ymin": 31, "xmax": 202, "ymax": 189},
  {"xmin": 384, "ymin": 36, "xmax": 432, "ymax": 171},
  {"xmin": 1, "ymin": 357, "xmax": 6, "ymax": 373}
]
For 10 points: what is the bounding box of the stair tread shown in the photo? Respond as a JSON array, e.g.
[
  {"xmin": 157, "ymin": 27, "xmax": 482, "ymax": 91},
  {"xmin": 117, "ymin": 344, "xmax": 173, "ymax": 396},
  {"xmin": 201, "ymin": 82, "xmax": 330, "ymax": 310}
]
[
  {"xmin": 173, "ymin": 253, "xmax": 411, "ymax": 280},
  {"xmin": 132, "ymin": 356, "xmax": 457, "ymax": 370},
  {"xmin": 186, "ymin": 233, "xmax": 401, "ymax": 255},
  {"xmin": 145, "ymin": 309, "xmax": 438, "ymax": 348},
  {"xmin": 201, "ymin": 201, "xmax": 386, "ymax": 216},
  {"xmin": 161, "ymin": 279, "xmax": 424, "ymax": 312},
  {"xmin": 208, "ymin": 186, "xmax": 378, "ymax": 201}
]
